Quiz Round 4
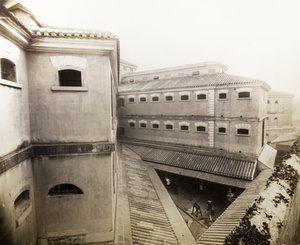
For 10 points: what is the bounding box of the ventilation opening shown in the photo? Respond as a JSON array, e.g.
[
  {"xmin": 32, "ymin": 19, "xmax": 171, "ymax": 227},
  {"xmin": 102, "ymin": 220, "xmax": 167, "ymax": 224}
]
[
  {"xmin": 48, "ymin": 184, "xmax": 83, "ymax": 196},
  {"xmin": 59, "ymin": 69, "xmax": 82, "ymax": 86}
]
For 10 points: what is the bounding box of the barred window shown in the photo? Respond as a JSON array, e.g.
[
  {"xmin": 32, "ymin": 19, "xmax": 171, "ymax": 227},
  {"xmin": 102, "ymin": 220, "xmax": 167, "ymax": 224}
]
[{"xmin": 59, "ymin": 69, "xmax": 82, "ymax": 86}]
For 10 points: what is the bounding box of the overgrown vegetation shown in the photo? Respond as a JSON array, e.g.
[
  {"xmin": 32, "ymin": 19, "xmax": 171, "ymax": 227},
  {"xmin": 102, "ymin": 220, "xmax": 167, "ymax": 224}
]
[{"xmin": 224, "ymin": 138, "xmax": 300, "ymax": 245}]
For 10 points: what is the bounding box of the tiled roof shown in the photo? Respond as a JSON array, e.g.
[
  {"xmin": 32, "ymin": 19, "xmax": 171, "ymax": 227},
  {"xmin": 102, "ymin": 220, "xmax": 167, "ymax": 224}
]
[
  {"xmin": 268, "ymin": 90, "xmax": 294, "ymax": 97},
  {"xmin": 31, "ymin": 28, "xmax": 118, "ymax": 40},
  {"xmin": 118, "ymin": 73, "xmax": 269, "ymax": 93},
  {"xmin": 125, "ymin": 144, "xmax": 257, "ymax": 180}
]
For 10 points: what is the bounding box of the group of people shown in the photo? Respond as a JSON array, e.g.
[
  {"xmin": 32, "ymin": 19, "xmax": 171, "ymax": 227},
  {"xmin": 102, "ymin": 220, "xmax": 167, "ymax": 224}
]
[{"xmin": 164, "ymin": 174, "xmax": 235, "ymax": 222}]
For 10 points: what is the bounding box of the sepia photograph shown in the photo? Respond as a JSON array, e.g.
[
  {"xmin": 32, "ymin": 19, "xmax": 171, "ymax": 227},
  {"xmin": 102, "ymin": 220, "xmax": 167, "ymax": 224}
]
[{"xmin": 0, "ymin": 0, "xmax": 300, "ymax": 244}]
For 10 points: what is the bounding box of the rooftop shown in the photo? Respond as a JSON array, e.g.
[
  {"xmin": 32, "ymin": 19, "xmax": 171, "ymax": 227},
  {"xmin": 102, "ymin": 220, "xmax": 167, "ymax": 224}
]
[{"xmin": 118, "ymin": 72, "xmax": 270, "ymax": 93}]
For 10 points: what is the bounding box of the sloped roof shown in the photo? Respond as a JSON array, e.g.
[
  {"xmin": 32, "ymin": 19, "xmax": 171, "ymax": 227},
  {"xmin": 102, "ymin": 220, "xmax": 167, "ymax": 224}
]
[
  {"xmin": 118, "ymin": 73, "xmax": 270, "ymax": 93},
  {"xmin": 125, "ymin": 144, "xmax": 257, "ymax": 181},
  {"xmin": 268, "ymin": 90, "xmax": 294, "ymax": 97}
]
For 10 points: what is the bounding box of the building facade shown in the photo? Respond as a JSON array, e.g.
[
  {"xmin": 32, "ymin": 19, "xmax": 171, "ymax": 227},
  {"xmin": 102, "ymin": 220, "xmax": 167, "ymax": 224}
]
[
  {"xmin": 117, "ymin": 62, "xmax": 270, "ymax": 157},
  {"xmin": 0, "ymin": 4, "xmax": 119, "ymax": 245},
  {"xmin": 266, "ymin": 90, "xmax": 294, "ymax": 143}
]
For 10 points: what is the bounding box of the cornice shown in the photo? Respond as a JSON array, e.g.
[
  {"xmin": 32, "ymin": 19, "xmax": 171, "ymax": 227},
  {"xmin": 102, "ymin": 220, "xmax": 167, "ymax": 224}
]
[
  {"xmin": 27, "ymin": 37, "xmax": 118, "ymax": 54},
  {"xmin": 0, "ymin": 17, "xmax": 31, "ymax": 48}
]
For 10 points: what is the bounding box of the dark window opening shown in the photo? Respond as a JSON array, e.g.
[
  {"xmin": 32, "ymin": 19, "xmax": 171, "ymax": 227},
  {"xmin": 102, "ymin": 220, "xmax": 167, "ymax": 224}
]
[
  {"xmin": 129, "ymin": 79, "xmax": 134, "ymax": 83},
  {"xmin": 118, "ymin": 98, "xmax": 125, "ymax": 107},
  {"xmin": 197, "ymin": 94, "xmax": 206, "ymax": 100},
  {"xmin": 117, "ymin": 127, "xmax": 125, "ymax": 136},
  {"xmin": 14, "ymin": 190, "xmax": 30, "ymax": 220},
  {"xmin": 153, "ymin": 76, "xmax": 159, "ymax": 80},
  {"xmin": 197, "ymin": 126, "xmax": 206, "ymax": 132},
  {"xmin": 274, "ymin": 117, "xmax": 278, "ymax": 120},
  {"xmin": 237, "ymin": 128, "xmax": 249, "ymax": 135},
  {"xmin": 275, "ymin": 100, "xmax": 278, "ymax": 104},
  {"xmin": 1, "ymin": 58, "xmax": 16, "ymax": 82},
  {"xmin": 238, "ymin": 91, "xmax": 250, "ymax": 98},
  {"xmin": 129, "ymin": 97, "xmax": 135, "ymax": 103},
  {"xmin": 59, "ymin": 69, "xmax": 82, "ymax": 86},
  {"xmin": 48, "ymin": 184, "xmax": 83, "ymax": 195},
  {"xmin": 267, "ymin": 100, "xmax": 270, "ymax": 104},
  {"xmin": 219, "ymin": 93, "xmax": 227, "ymax": 99},
  {"xmin": 181, "ymin": 95, "xmax": 189, "ymax": 101},
  {"xmin": 152, "ymin": 123, "xmax": 159, "ymax": 129},
  {"xmin": 165, "ymin": 124, "xmax": 173, "ymax": 130},
  {"xmin": 180, "ymin": 125, "xmax": 189, "ymax": 131},
  {"xmin": 129, "ymin": 122, "xmax": 135, "ymax": 127},
  {"xmin": 140, "ymin": 123, "xmax": 147, "ymax": 128},
  {"xmin": 218, "ymin": 127, "xmax": 226, "ymax": 133},
  {"xmin": 166, "ymin": 95, "xmax": 173, "ymax": 101},
  {"xmin": 152, "ymin": 96, "xmax": 159, "ymax": 102},
  {"xmin": 140, "ymin": 97, "xmax": 147, "ymax": 102}
]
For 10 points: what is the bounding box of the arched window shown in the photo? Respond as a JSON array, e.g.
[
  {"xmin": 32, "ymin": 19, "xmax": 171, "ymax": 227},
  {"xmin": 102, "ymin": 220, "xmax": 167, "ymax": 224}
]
[
  {"xmin": 180, "ymin": 125, "xmax": 189, "ymax": 131},
  {"xmin": 238, "ymin": 91, "xmax": 250, "ymax": 98},
  {"xmin": 237, "ymin": 128, "xmax": 249, "ymax": 135},
  {"xmin": 129, "ymin": 122, "xmax": 135, "ymax": 127},
  {"xmin": 129, "ymin": 97, "xmax": 135, "ymax": 103},
  {"xmin": 197, "ymin": 126, "xmax": 206, "ymax": 132},
  {"xmin": 152, "ymin": 96, "xmax": 159, "ymax": 102},
  {"xmin": 219, "ymin": 93, "xmax": 227, "ymax": 99},
  {"xmin": 15, "ymin": 190, "xmax": 30, "ymax": 219},
  {"xmin": 152, "ymin": 123, "xmax": 159, "ymax": 129},
  {"xmin": 48, "ymin": 184, "xmax": 83, "ymax": 196},
  {"xmin": 165, "ymin": 95, "xmax": 173, "ymax": 101},
  {"xmin": 140, "ymin": 97, "xmax": 146, "ymax": 102},
  {"xmin": 180, "ymin": 95, "xmax": 189, "ymax": 101},
  {"xmin": 59, "ymin": 69, "xmax": 82, "ymax": 86},
  {"xmin": 140, "ymin": 123, "xmax": 147, "ymax": 128},
  {"xmin": 165, "ymin": 124, "xmax": 173, "ymax": 130},
  {"xmin": 197, "ymin": 94, "xmax": 206, "ymax": 100},
  {"xmin": 1, "ymin": 58, "xmax": 16, "ymax": 82},
  {"xmin": 218, "ymin": 127, "xmax": 226, "ymax": 133}
]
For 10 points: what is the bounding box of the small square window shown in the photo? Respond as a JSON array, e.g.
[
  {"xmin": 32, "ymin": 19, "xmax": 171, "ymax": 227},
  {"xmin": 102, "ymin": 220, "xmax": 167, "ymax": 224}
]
[
  {"xmin": 219, "ymin": 93, "xmax": 227, "ymax": 99},
  {"xmin": 129, "ymin": 122, "xmax": 135, "ymax": 128},
  {"xmin": 59, "ymin": 69, "xmax": 82, "ymax": 86},
  {"xmin": 129, "ymin": 97, "xmax": 135, "ymax": 103},
  {"xmin": 153, "ymin": 76, "xmax": 159, "ymax": 80},
  {"xmin": 140, "ymin": 97, "xmax": 147, "ymax": 102},
  {"xmin": 197, "ymin": 94, "xmax": 206, "ymax": 100}
]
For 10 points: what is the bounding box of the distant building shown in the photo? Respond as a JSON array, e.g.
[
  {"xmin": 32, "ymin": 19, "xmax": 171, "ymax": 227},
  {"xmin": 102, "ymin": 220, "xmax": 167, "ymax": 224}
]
[
  {"xmin": 117, "ymin": 62, "xmax": 276, "ymax": 186},
  {"xmin": 0, "ymin": 3, "xmax": 118, "ymax": 245},
  {"xmin": 266, "ymin": 90, "xmax": 295, "ymax": 143}
]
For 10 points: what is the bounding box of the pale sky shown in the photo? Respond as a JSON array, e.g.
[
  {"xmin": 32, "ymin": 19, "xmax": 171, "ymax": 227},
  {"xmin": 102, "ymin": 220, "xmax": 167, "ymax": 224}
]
[{"xmin": 4, "ymin": 0, "xmax": 300, "ymax": 103}]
